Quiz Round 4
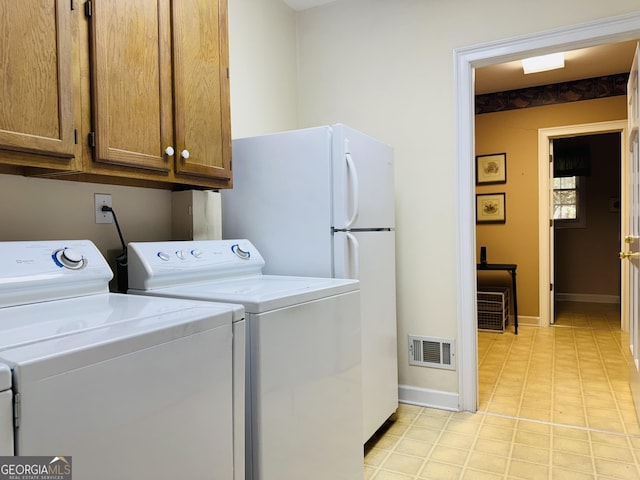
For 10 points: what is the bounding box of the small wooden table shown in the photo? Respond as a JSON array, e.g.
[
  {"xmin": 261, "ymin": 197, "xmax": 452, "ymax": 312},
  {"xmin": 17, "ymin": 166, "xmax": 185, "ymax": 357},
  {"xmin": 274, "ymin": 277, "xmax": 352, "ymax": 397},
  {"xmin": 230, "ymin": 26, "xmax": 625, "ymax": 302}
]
[{"xmin": 476, "ymin": 263, "xmax": 518, "ymax": 334}]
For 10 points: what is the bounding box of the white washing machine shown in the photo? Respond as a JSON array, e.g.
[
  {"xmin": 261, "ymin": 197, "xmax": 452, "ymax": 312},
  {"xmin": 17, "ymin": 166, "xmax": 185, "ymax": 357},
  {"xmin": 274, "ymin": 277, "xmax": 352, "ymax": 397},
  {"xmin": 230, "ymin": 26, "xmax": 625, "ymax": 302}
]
[
  {"xmin": 0, "ymin": 240, "xmax": 242, "ymax": 479},
  {"xmin": 128, "ymin": 239, "xmax": 364, "ymax": 480},
  {"xmin": 0, "ymin": 364, "xmax": 11, "ymax": 456}
]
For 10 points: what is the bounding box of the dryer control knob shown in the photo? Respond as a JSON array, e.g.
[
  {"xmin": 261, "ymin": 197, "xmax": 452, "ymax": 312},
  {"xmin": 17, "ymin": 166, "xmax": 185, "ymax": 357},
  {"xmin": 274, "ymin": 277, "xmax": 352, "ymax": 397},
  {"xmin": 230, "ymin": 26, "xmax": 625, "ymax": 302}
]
[
  {"xmin": 231, "ymin": 243, "xmax": 251, "ymax": 259},
  {"xmin": 191, "ymin": 249, "xmax": 203, "ymax": 258},
  {"xmin": 59, "ymin": 248, "xmax": 85, "ymax": 269},
  {"xmin": 176, "ymin": 250, "xmax": 186, "ymax": 260},
  {"xmin": 157, "ymin": 251, "xmax": 171, "ymax": 261}
]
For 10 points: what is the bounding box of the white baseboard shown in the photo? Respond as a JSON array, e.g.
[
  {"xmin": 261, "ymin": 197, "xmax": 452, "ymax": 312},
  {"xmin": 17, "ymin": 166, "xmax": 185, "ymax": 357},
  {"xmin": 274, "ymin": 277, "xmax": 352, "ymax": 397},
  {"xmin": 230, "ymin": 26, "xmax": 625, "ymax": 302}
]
[
  {"xmin": 556, "ymin": 293, "xmax": 620, "ymax": 304},
  {"xmin": 516, "ymin": 315, "xmax": 540, "ymax": 326},
  {"xmin": 398, "ymin": 384, "xmax": 460, "ymax": 411}
]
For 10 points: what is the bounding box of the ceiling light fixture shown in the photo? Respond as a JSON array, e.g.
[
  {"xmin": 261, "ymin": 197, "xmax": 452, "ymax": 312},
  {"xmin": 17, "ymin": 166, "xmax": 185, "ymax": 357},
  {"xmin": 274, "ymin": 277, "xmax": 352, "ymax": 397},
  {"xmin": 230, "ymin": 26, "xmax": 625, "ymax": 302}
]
[{"xmin": 521, "ymin": 52, "xmax": 565, "ymax": 74}]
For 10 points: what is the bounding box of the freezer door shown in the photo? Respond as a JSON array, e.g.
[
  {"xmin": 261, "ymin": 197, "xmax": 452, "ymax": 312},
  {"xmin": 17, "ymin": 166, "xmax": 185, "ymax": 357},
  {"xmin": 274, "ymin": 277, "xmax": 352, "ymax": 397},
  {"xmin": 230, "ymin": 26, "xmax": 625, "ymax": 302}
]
[
  {"xmin": 332, "ymin": 124, "xmax": 395, "ymax": 230},
  {"xmin": 334, "ymin": 230, "xmax": 398, "ymax": 442},
  {"xmin": 222, "ymin": 127, "xmax": 334, "ymax": 277}
]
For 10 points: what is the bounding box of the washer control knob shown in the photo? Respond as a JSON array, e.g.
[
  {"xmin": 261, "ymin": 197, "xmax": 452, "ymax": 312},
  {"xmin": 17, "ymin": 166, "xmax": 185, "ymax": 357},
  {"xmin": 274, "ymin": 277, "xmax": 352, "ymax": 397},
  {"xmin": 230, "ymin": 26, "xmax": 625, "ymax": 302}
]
[
  {"xmin": 59, "ymin": 248, "xmax": 85, "ymax": 269},
  {"xmin": 176, "ymin": 250, "xmax": 186, "ymax": 260},
  {"xmin": 191, "ymin": 249, "xmax": 203, "ymax": 258},
  {"xmin": 157, "ymin": 251, "xmax": 171, "ymax": 261},
  {"xmin": 231, "ymin": 243, "xmax": 251, "ymax": 259}
]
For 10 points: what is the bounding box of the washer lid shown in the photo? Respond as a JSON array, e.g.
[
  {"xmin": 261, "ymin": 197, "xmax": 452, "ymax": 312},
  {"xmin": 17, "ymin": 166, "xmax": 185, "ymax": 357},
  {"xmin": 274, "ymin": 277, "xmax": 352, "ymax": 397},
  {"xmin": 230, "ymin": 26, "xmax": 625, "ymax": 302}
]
[
  {"xmin": 0, "ymin": 294, "xmax": 236, "ymax": 384},
  {"xmin": 0, "ymin": 293, "xmax": 238, "ymax": 352},
  {"xmin": 133, "ymin": 275, "xmax": 360, "ymax": 313},
  {"xmin": 0, "ymin": 364, "xmax": 10, "ymax": 391}
]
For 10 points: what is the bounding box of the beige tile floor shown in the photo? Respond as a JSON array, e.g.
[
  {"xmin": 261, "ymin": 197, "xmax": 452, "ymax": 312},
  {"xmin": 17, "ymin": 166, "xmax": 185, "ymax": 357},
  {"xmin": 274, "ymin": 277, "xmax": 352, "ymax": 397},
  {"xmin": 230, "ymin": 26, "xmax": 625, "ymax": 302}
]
[{"xmin": 364, "ymin": 302, "xmax": 640, "ymax": 479}]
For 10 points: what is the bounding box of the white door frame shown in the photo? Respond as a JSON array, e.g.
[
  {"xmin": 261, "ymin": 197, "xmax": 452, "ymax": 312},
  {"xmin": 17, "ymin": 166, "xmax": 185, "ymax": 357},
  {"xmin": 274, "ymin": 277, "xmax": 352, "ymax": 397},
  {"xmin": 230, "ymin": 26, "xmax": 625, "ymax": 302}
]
[
  {"xmin": 538, "ymin": 122, "xmax": 628, "ymax": 329},
  {"xmin": 454, "ymin": 12, "xmax": 640, "ymax": 412}
]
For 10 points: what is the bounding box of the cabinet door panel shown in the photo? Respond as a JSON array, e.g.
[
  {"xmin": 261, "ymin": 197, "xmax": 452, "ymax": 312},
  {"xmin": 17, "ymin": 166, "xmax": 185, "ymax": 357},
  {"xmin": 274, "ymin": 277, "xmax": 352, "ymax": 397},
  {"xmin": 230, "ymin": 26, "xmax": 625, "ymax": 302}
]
[
  {"xmin": 90, "ymin": 0, "xmax": 172, "ymax": 171},
  {"xmin": 0, "ymin": 0, "xmax": 75, "ymax": 159},
  {"xmin": 172, "ymin": 0, "xmax": 232, "ymax": 180}
]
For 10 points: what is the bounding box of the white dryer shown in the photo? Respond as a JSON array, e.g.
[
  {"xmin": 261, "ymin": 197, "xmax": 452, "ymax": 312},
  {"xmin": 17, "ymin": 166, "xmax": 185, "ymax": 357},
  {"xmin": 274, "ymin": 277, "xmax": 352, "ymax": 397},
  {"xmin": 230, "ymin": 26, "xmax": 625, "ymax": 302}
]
[
  {"xmin": 128, "ymin": 239, "xmax": 364, "ymax": 480},
  {"xmin": 0, "ymin": 240, "xmax": 241, "ymax": 480}
]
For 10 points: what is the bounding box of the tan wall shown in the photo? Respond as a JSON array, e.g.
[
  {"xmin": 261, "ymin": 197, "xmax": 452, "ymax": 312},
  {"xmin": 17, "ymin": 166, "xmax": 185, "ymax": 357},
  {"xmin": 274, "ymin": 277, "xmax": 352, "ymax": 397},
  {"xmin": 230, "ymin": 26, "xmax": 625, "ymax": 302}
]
[
  {"xmin": 0, "ymin": 174, "xmax": 172, "ymax": 281},
  {"xmin": 475, "ymin": 96, "xmax": 627, "ymax": 317}
]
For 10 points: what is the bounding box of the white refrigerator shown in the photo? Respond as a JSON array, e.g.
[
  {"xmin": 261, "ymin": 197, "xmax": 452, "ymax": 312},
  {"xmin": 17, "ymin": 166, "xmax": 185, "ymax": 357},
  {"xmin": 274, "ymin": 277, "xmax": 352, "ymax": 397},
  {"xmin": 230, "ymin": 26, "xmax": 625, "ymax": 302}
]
[{"xmin": 222, "ymin": 124, "xmax": 398, "ymax": 443}]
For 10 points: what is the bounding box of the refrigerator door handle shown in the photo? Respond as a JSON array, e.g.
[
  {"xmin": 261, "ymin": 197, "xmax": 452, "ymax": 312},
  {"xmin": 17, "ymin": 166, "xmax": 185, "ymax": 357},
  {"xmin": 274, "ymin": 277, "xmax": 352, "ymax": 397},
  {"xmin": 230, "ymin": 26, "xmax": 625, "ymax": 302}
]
[
  {"xmin": 345, "ymin": 152, "xmax": 360, "ymax": 228},
  {"xmin": 346, "ymin": 232, "xmax": 360, "ymax": 279}
]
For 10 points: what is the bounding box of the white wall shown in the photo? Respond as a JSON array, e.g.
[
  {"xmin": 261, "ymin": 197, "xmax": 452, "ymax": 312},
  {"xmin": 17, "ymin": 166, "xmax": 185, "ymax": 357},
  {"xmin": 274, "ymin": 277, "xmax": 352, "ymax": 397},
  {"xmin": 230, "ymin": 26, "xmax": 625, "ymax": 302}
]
[
  {"xmin": 295, "ymin": 0, "xmax": 640, "ymax": 401},
  {"xmin": 228, "ymin": 0, "xmax": 300, "ymax": 137}
]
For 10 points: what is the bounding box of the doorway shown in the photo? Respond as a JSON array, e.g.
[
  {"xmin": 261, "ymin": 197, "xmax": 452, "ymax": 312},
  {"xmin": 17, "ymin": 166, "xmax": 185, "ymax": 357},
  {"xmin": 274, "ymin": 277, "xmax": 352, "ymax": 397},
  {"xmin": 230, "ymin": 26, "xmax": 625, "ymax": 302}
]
[
  {"xmin": 538, "ymin": 123, "xmax": 627, "ymax": 329},
  {"xmin": 455, "ymin": 13, "xmax": 640, "ymax": 412},
  {"xmin": 553, "ymin": 133, "xmax": 622, "ymax": 323}
]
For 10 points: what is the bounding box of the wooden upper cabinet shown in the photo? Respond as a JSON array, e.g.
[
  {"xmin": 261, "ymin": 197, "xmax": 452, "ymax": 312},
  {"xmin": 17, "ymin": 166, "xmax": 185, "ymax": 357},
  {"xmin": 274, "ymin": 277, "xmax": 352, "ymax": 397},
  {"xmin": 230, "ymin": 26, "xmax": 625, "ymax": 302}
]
[
  {"xmin": 89, "ymin": 0, "xmax": 172, "ymax": 172},
  {"xmin": 172, "ymin": 0, "xmax": 232, "ymax": 180},
  {"xmin": 0, "ymin": 0, "xmax": 76, "ymax": 161},
  {"xmin": 88, "ymin": 0, "xmax": 232, "ymax": 182}
]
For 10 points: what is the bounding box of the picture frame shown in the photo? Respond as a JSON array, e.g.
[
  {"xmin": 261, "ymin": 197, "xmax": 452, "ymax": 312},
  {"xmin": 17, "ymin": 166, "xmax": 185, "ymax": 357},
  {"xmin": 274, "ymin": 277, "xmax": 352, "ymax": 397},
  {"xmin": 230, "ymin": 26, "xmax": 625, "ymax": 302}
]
[
  {"xmin": 476, "ymin": 193, "xmax": 506, "ymax": 224},
  {"xmin": 476, "ymin": 153, "xmax": 507, "ymax": 185}
]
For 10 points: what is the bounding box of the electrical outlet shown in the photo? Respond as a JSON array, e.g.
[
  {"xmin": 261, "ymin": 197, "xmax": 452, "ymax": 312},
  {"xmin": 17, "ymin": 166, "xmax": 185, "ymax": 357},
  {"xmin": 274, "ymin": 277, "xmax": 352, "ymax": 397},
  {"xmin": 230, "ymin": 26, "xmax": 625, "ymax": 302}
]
[{"xmin": 95, "ymin": 193, "xmax": 113, "ymax": 224}]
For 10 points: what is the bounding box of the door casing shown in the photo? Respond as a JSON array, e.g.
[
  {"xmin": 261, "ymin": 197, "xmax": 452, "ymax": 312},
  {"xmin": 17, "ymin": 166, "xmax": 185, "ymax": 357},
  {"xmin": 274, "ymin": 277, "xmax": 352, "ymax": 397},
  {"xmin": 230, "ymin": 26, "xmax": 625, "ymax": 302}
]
[
  {"xmin": 454, "ymin": 12, "xmax": 640, "ymax": 412},
  {"xmin": 538, "ymin": 122, "xmax": 627, "ymax": 330}
]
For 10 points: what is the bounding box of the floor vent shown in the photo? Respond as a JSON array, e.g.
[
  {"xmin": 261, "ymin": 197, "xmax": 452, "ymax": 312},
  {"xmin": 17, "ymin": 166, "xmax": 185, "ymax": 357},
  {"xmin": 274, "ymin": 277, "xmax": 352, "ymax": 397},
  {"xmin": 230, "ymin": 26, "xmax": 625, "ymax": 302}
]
[{"xmin": 408, "ymin": 335, "xmax": 456, "ymax": 370}]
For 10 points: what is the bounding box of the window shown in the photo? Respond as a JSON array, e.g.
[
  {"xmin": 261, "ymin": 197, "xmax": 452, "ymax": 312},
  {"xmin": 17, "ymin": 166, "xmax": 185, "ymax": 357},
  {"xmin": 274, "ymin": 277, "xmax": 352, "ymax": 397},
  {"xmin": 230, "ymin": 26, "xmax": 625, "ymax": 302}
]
[{"xmin": 553, "ymin": 176, "xmax": 585, "ymax": 227}]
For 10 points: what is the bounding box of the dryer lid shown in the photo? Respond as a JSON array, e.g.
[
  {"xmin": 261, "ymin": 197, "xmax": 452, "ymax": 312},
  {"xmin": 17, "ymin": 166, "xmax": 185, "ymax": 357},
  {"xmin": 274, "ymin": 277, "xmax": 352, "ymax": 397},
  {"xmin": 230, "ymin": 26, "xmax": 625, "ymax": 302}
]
[{"xmin": 142, "ymin": 274, "xmax": 360, "ymax": 313}]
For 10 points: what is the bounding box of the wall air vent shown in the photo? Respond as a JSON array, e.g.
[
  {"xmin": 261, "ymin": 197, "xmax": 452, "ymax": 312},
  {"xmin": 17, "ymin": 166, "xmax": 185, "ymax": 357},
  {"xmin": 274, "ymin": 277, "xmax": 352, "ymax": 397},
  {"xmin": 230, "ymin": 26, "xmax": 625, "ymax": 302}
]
[{"xmin": 408, "ymin": 335, "xmax": 456, "ymax": 370}]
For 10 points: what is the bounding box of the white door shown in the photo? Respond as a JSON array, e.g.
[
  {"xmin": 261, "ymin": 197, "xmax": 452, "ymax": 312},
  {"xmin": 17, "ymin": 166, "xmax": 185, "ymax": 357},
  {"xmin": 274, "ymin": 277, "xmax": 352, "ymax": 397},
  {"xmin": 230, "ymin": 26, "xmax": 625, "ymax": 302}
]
[
  {"xmin": 331, "ymin": 124, "xmax": 395, "ymax": 230},
  {"xmin": 549, "ymin": 141, "xmax": 556, "ymax": 325},
  {"xmin": 334, "ymin": 230, "xmax": 398, "ymax": 442},
  {"xmin": 625, "ymin": 43, "xmax": 640, "ymax": 415}
]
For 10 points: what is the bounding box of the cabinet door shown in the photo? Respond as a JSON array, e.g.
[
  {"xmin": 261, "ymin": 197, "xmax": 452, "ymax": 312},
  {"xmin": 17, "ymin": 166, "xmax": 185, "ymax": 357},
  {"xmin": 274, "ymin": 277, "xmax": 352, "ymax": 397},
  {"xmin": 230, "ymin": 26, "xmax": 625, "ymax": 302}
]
[
  {"xmin": 172, "ymin": 0, "xmax": 232, "ymax": 180},
  {"xmin": 0, "ymin": 0, "xmax": 76, "ymax": 159},
  {"xmin": 89, "ymin": 0, "xmax": 173, "ymax": 172}
]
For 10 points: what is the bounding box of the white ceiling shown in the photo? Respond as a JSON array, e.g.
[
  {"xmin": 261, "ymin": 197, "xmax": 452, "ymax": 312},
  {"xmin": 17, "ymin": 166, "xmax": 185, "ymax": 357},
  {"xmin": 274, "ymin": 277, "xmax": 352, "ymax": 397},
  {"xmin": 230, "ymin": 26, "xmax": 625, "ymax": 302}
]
[{"xmin": 476, "ymin": 40, "xmax": 638, "ymax": 95}]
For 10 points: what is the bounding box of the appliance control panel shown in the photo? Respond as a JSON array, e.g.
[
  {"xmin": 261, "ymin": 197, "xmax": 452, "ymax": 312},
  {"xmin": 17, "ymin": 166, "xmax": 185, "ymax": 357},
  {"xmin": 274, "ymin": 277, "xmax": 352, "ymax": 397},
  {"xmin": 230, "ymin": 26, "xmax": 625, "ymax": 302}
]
[
  {"xmin": 128, "ymin": 239, "xmax": 266, "ymax": 290},
  {"xmin": 0, "ymin": 240, "xmax": 113, "ymax": 308}
]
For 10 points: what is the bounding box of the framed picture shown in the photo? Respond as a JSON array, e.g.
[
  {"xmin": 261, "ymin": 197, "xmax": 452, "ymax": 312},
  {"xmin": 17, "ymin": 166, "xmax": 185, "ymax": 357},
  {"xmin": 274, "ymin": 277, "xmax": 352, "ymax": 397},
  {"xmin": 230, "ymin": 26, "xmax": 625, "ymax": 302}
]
[
  {"xmin": 476, "ymin": 193, "xmax": 506, "ymax": 224},
  {"xmin": 476, "ymin": 153, "xmax": 507, "ymax": 185}
]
